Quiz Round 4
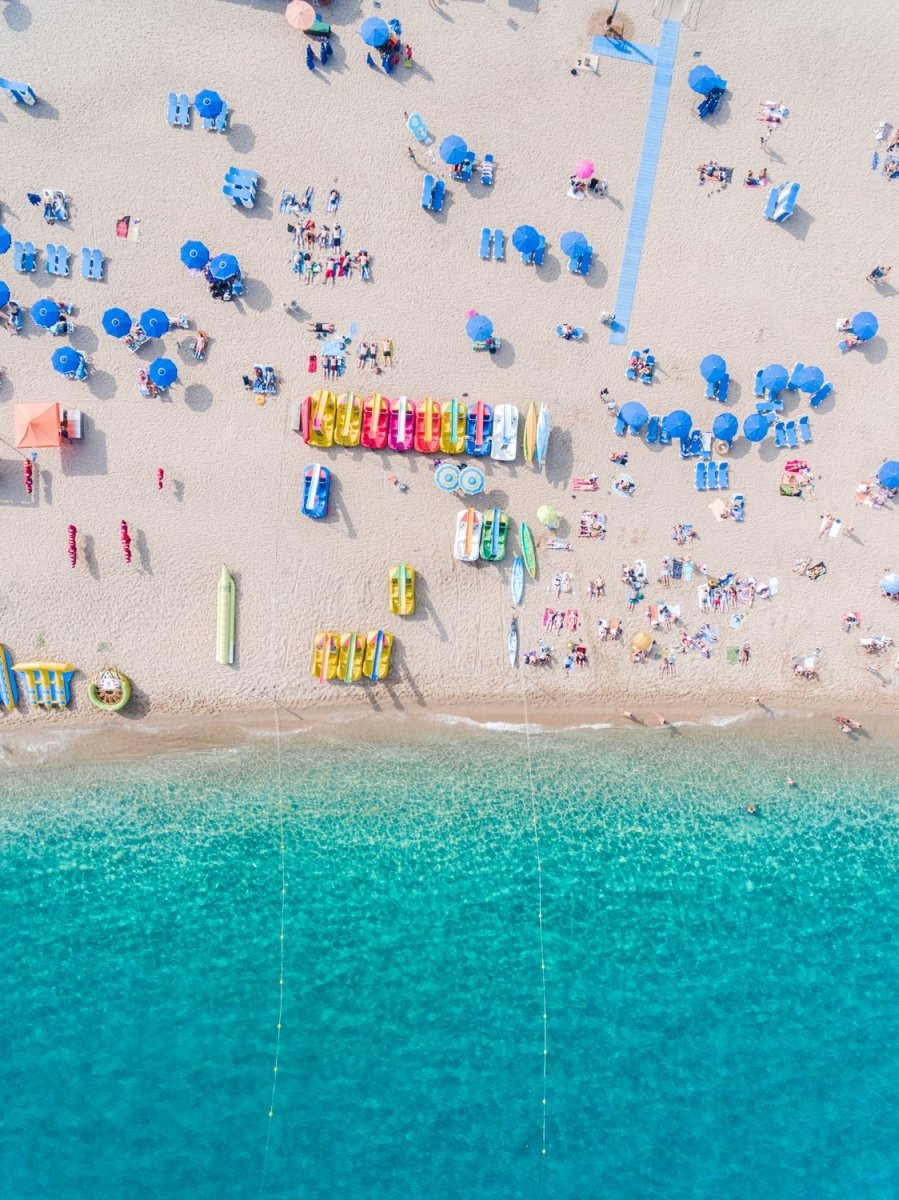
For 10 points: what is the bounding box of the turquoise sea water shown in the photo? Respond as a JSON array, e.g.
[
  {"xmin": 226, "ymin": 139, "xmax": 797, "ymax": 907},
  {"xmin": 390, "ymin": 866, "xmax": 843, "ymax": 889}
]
[{"xmin": 2, "ymin": 724, "xmax": 899, "ymax": 1199}]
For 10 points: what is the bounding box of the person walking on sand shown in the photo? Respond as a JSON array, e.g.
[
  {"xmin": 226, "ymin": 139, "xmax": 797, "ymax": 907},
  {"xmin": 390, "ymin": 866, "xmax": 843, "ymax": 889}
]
[
  {"xmin": 867, "ymin": 265, "xmax": 891, "ymax": 283},
  {"xmin": 407, "ymin": 147, "xmax": 417, "ymax": 164}
]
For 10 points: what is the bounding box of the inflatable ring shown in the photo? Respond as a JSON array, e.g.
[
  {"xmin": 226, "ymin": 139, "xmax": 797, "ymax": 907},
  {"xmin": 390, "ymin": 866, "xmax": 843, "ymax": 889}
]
[
  {"xmin": 407, "ymin": 113, "xmax": 431, "ymax": 145},
  {"xmin": 715, "ymin": 439, "xmax": 730, "ymax": 456},
  {"xmin": 87, "ymin": 668, "xmax": 132, "ymax": 713}
]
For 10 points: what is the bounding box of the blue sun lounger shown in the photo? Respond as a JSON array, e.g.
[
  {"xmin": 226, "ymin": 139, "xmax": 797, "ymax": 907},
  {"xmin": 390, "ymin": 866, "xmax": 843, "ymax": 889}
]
[
  {"xmin": 431, "ymin": 179, "xmax": 445, "ymax": 212},
  {"xmin": 784, "ymin": 420, "xmax": 798, "ymax": 449},
  {"xmin": 421, "ymin": 174, "xmax": 436, "ymax": 209},
  {"xmin": 13, "ymin": 240, "xmax": 36, "ymax": 273},
  {"xmin": 167, "ymin": 92, "xmax": 190, "ymax": 127},
  {"xmin": 809, "ymin": 382, "xmax": 832, "ymax": 409},
  {"xmin": 493, "ymin": 229, "xmax": 505, "ymax": 260},
  {"xmin": 717, "ymin": 461, "xmax": 729, "ymax": 489},
  {"xmin": 202, "ymin": 101, "xmax": 229, "ymax": 132},
  {"xmin": 774, "ymin": 421, "xmax": 787, "ymax": 448},
  {"xmin": 520, "ymin": 244, "xmax": 534, "ymax": 265},
  {"xmin": 658, "ymin": 422, "xmax": 671, "ymax": 446},
  {"xmin": 481, "ymin": 154, "xmax": 494, "ymax": 185},
  {"xmin": 45, "ymin": 244, "xmax": 69, "ymax": 276},
  {"xmin": 754, "ymin": 369, "xmax": 765, "ymax": 397},
  {"xmin": 458, "ymin": 152, "xmax": 475, "ymax": 182},
  {"xmin": 680, "ymin": 436, "xmax": 691, "ymax": 459},
  {"xmin": 81, "ymin": 247, "xmax": 103, "ymax": 280},
  {"xmin": 787, "ymin": 362, "xmax": 805, "ymax": 390},
  {"xmin": 798, "ymin": 415, "xmax": 812, "ymax": 443},
  {"xmin": 690, "ymin": 429, "xmax": 702, "ymax": 457},
  {"xmin": 646, "ymin": 416, "xmax": 659, "ymax": 444},
  {"xmin": 716, "ymin": 373, "xmax": 729, "ymax": 403},
  {"xmin": 707, "ymin": 461, "xmax": 719, "ymax": 489},
  {"xmin": 695, "ymin": 461, "xmax": 707, "ymax": 490},
  {"xmin": 731, "ymin": 493, "xmax": 744, "ymax": 521},
  {"xmin": 533, "ymin": 235, "xmax": 546, "ymax": 266},
  {"xmin": 614, "ymin": 414, "xmax": 627, "ymax": 436},
  {"xmin": 479, "ymin": 228, "xmax": 491, "ymax": 260}
]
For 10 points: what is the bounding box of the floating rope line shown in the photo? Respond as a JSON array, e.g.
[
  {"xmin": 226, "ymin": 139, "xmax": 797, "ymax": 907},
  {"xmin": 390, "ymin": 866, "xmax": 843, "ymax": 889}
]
[
  {"xmin": 509, "ymin": 593, "xmax": 549, "ymax": 1181},
  {"xmin": 260, "ymin": 407, "xmax": 292, "ymax": 1193}
]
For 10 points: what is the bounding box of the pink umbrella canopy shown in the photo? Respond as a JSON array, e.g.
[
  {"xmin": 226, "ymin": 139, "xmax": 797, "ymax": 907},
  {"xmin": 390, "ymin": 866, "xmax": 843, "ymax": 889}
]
[
  {"xmin": 285, "ymin": 0, "xmax": 316, "ymax": 30},
  {"xmin": 574, "ymin": 159, "xmax": 595, "ymax": 179}
]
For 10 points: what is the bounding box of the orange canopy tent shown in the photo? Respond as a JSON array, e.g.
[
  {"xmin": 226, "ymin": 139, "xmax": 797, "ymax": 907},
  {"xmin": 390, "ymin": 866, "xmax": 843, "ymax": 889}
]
[{"xmin": 14, "ymin": 402, "xmax": 62, "ymax": 449}]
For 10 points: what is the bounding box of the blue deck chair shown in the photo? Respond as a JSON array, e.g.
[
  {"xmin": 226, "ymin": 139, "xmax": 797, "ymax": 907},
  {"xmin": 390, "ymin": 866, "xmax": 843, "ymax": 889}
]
[
  {"xmin": 754, "ymin": 369, "xmax": 765, "ymax": 397},
  {"xmin": 431, "ymin": 180, "xmax": 445, "ymax": 212},
  {"xmin": 479, "ymin": 228, "xmax": 491, "ymax": 260},
  {"xmin": 420, "ymin": 174, "xmax": 435, "ymax": 209},
  {"xmin": 520, "ymin": 246, "xmax": 534, "ymax": 265},
  {"xmin": 679, "ymin": 436, "xmax": 691, "ymax": 459},
  {"xmin": 785, "ymin": 420, "xmax": 798, "ymax": 449},
  {"xmin": 705, "ymin": 376, "xmax": 717, "ymax": 399},
  {"xmin": 167, "ymin": 92, "xmax": 178, "ymax": 125},
  {"xmin": 707, "ymin": 461, "xmax": 718, "ymax": 489},
  {"xmin": 81, "ymin": 247, "xmax": 103, "ymax": 280},
  {"xmin": 614, "ymin": 414, "xmax": 627, "ymax": 436},
  {"xmin": 533, "ymin": 235, "xmax": 546, "ymax": 266},
  {"xmin": 731, "ymin": 493, "xmax": 745, "ymax": 521},
  {"xmin": 642, "ymin": 353, "xmax": 655, "ymax": 384},
  {"xmin": 175, "ymin": 93, "xmax": 190, "ymax": 126},
  {"xmin": 716, "ymin": 373, "xmax": 729, "ymax": 403},
  {"xmin": 695, "ymin": 461, "xmax": 707, "ymax": 490},
  {"xmin": 493, "ymin": 229, "xmax": 505, "ymax": 260},
  {"xmin": 809, "ymin": 382, "xmax": 832, "ymax": 409},
  {"xmin": 459, "ymin": 152, "xmax": 475, "ymax": 182},
  {"xmin": 203, "ymin": 102, "xmax": 229, "ymax": 132},
  {"xmin": 658, "ymin": 423, "xmax": 671, "ymax": 446},
  {"xmin": 646, "ymin": 416, "xmax": 659, "ymax": 444},
  {"xmin": 45, "ymin": 244, "xmax": 69, "ymax": 276},
  {"xmin": 689, "ymin": 429, "xmax": 702, "ymax": 457},
  {"xmin": 701, "ymin": 431, "xmax": 712, "ymax": 459},
  {"xmin": 798, "ymin": 415, "xmax": 812, "ymax": 443},
  {"xmin": 481, "ymin": 154, "xmax": 494, "ymax": 185},
  {"xmin": 13, "ymin": 240, "xmax": 36, "ymax": 273},
  {"xmin": 718, "ymin": 461, "xmax": 729, "ymax": 489},
  {"xmin": 787, "ymin": 362, "xmax": 805, "ymax": 390},
  {"xmin": 756, "ymin": 400, "xmax": 774, "ymax": 414},
  {"xmin": 223, "ymin": 184, "xmax": 254, "ymax": 208},
  {"xmin": 838, "ymin": 339, "xmax": 850, "ymax": 353},
  {"xmin": 774, "ymin": 421, "xmax": 787, "ymax": 448}
]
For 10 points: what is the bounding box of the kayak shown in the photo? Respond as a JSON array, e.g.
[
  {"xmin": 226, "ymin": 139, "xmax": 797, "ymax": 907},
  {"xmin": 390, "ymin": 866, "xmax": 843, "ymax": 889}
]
[
  {"xmin": 520, "ymin": 523, "xmax": 537, "ymax": 578},
  {"xmin": 508, "ymin": 617, "xmax": 518, "ymax": 667},
  {"xmin": 511, "ymin": 555, "xmax": 524, "ymax": 605}
]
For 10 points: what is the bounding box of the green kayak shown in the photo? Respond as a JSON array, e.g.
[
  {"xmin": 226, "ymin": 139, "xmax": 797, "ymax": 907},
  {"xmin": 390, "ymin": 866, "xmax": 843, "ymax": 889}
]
[{"xmin": 519, "ymin": 523, "xmax": 537, "ymax": 579}]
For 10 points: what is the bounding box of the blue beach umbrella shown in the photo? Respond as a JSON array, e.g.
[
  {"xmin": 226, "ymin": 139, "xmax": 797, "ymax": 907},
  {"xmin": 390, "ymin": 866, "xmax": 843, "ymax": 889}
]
[
  {"xmin": 712, "ymin": 412, "xmax": 738, "ymax": 442},
  {"xmin": 796, "ymin": 365, "xmax": 824, "ymax": 393},
  {"xmin": 743, "ymin": 412, "xmax": 770, "ymax": 442},
  {"xmin": 102, "ymin": 307, "xmax": 132, "ymax": 337},
  {"xmin": 360, "ymin": 16, "xmax": 389, "ymax": 46},
  {"xmin": 688, "ymin": 64, "xmax": 716, "ymax": 93},
  {"xmin": 209, "ymin": 253, "xmax": 240, "ymax": 280},
  {"xmin": 31, "ymin": 298, "xmax": 61, "ymax": 328},
  {"xmin": 560, "ymin": 231, "xmax": 588, "ymax": 255},
  {"xmin": 434, "ymin": 463, "xmax": 461, "ymax": 492},
  {"xmin": 194, "ymin": 89, "xmax": 223, "ymax": 119},
  {"xmin": 440, "ymin": 135, "xmax": 468, "ymax": 165},
  {"xmin": 466, "ymin": 314, "xmax": 493, "ymax": 341},
  {"xmin": 880, "ymin": 573, "xmax": 899, "ymax": 596},
  {"xmin": 851, "ymin": 311, "xmax": 878, "ymax": 340},
  {"xmin": 512, "ymin": 225, "xmax": 540, "ymax": 253},
  {"xmin": 761, "ymin": 363, "xmax": 788, "ymax": 392},
  {"xmin": 140, "ymin": 308, "xmax": 170, "ymax": 338},
  {"xmin": 877, "ymin": 461, "xmax": 899, "ymax": 490},
  {"xmin": 459, "ymin": 466, "xmax": 486, "ymax": 495},
  {"xmin": 180, "ymin": 240, "xmax": 210, "ymax": 270},
  {"xmin": 699, "ymin": 353, "xmax": 726, "ymax": 382},
  {"xmin": 52, "ymin": 346, "xmax": 82, "ymax": 375},
  {"xmin": 148, "ymin": 357, "xmax": 178, "ymax": 389},
  {"xmin": 662, "ymin": 409, "xmax": 692, "ymax": 439},
  {"xmin": 0, "ymin": 227, "xmax": 11, "ymax": 254},
  {"xmin": 0, "ymin": 281, "xmax": 10, "ymax": 308},
  {"xmin": 620, "ymin": 401, "xmax": 649, "ymax": 429}
]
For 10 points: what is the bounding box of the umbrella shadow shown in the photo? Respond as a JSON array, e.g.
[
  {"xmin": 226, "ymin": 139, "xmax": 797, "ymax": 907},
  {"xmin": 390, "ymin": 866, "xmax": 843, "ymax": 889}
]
[
  {"xmin": 135, "ymin": 528, "xmax": 151, "ymax": 575},
  {"xmin": 183, "ymin": 384, "xmax": 213, "ymax": 412},
  {"xmin": 60, "ymin": 419, "xmax": 108, "ymax": 476},
  {"xmin": 225, "ymin": 123, "xmax": 255, "ymax": 154},
  {"xmin": 86, "ymin": 369, "xmax": 117, "ymax": 400},
  {"xmin": 859, "ymin": 337, "xmax": 887, "ymax": 365},
  {"xmin": 70, "ymin": 326, "xmax": 98, "ymax": 355},
  {"xmin": 491, "ymin": 340, "xmax": 515, "ymax": 367},
  {"xmin": 4, "ymin": 3, "xmax": 32, "ymax": 30},
  {"xmin": 243, "ymin": 279, "xmax": 273, "ymax": 313},
  {"xmin": 545, "ymin": 427, "xmax": 574, "ymax": 487},
  {"xmin": 535, "ymin": 253, "xmax": 561, "ymax": 283},
  {"xmin": 116, "ymin": 677, "xmax": 152, "ymax": 720},
  {"xmin": 579, "ymin": 259, "xmax": 609, "ymax": 289}
]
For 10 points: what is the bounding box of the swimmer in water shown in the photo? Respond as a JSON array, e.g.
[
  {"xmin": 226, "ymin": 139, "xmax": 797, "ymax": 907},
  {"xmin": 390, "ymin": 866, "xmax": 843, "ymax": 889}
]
[
  {"xmin": 786, "ymin": 777, "xmax": 796, "ymax": 787},
  {"xmin": 746, "ymin": 803, "xmax": 758, "ymax": 815}
]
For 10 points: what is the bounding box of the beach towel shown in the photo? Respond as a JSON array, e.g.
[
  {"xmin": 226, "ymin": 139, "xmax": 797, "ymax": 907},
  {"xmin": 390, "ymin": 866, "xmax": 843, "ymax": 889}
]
[
  {"xmin": 725, "ymin": 647, "xmax": 740, "ymax": 665},
  {"xmin": 683, "ymin": 561, "xmax": 695, "ymax": 582},
  {"xmin": 565, "ymin": 610, "xmax": 579, "ymax": 632},
  {"xmin": 116, "ymin": 216, "xmax": 130, "ymax": 238},
  {"xmin": 708, "ymin": 499, "xmax": 728, "ymax": 521},
  {"xmin": 768, "ymin": 577, "xmax": 779, "ymax": 596},
  {"xmin": 829, "ymin": 519, "xmax": 843, "ymax": 538}
]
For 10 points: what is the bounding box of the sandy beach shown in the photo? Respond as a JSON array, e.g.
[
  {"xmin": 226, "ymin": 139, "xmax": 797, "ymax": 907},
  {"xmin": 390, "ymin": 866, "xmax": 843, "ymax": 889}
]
[{"xmin": 1, "ymin": 0, "xmax": 897, "ymax": 730}]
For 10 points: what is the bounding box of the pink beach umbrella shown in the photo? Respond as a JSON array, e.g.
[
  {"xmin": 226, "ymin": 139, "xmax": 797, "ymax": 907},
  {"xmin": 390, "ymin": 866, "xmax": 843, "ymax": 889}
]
[
  {"xmin": 120, "ymin": 519, "xmax": 132, "ymax": 564},
  {"xmin": 574, "ymin": 159, "xmax": 595, "ymax": 179},
  {"xmin": 67, "ymin": 524, "xmax": 77, "ymax": 569}
]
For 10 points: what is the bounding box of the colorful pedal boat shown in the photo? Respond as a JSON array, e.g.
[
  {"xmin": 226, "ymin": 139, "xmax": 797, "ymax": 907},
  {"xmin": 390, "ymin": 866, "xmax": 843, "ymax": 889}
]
[
  {"xmin": 363, "ymin": 628, "xmax": 393, "ymax": 680},
  {"xmin": 439, "ymin": 398, "xmax": 466, "ymax": 454},
  {"xmin": 311, "ymin": 631, "xmax": 340, "ymax": 683},
  {"xmin": 388, "ymin": 396, "xmax": 416, "ymax": 452},
  {"xmin": 389, "ymin": 563, "xmax": 416, "ymax": 615},
  {"xmin": 491, "ymin": 404, "xmax": 519, "ymax": 462},
  {"xmin": 454, "ymin": 507, "xmax": 483, "ymax": 562},
  {"xmin": 415, "ymin": 397, "xmax": 442, "ymax": 453},
  {"xmin": 308, "ymin": 389, "xmax": 336, "ymax": 447},
  {"xmin": 361, "ymin": 393, "xmax": 389, "ymax": 449},
  {"xmin": 480, "ymin": 507, "xmax": 509, "ymax": 562},
  {"xmin": 302, "ymin": 463, "xmax": 331, "ymax": 519},
  {"xmin": 464, "ymin": 401, "xmax": 493, "ymax": 457},
  {"xmin": 334, "ymin": 392, "xmax": 363, "ymax": 447},
  {"xmin": 338, "ymin": 631, "xmax": 366, "ymax": 682}
]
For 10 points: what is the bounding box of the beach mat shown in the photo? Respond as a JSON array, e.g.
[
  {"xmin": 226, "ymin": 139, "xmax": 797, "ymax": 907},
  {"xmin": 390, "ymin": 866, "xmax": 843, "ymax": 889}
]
[{"xmin": 726, "ymin": 646, "xmax": 739, "ymax": 665}]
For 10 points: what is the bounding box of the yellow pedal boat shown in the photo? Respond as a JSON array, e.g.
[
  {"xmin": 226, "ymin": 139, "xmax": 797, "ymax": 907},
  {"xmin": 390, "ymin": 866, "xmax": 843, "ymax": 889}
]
[
  {"xmin": 389, "ymin": 564, "xmax": 416, "ymax": 616},
  {"xmin": 311, "ymin": 631, "xmax": 340, "ymax": 683},
  {"xmin": 338, "ymin": 631, "xmax": 366, "ymax": 682},
  {"xmin": 363, "ymin": 629, "xmax": 393, "ymax": 680},
  {"xmin": 439, "ymin": 398, "xmax": 466, "ymax": 454},
  {"xmin": 334, "ymin": 392, "xmax": 363, "ymax": 447},
  {"xmin": 308, "ymin": 389, "xmax": 336, "ymax": 448}
]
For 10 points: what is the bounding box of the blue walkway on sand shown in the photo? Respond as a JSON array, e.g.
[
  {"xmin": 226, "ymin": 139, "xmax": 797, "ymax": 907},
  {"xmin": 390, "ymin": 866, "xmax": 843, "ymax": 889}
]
[
  {"xmin": 609, "ymin": 19, "xmax": 680, "ymax": 345},
  {"xmin": 591, "ymin": 34, "xmax": 656, "ymax": 66}
]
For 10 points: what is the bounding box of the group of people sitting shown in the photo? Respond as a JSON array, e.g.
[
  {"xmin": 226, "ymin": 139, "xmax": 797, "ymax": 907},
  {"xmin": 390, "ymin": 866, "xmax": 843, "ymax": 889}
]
[
  {"xmin": 293, "ymin": 248, "xmax": 371, "ymax": 283},
  {"xmin": 626, "ymin": 349, "xmax": 654, "ymax": 380},
  {"xmin": 206, "ymin": 267, "xmax": 242, "ymax": 302},
  {"xmin": 562, "ymin": 644, "xmax": 589, "ymax": 672},
  {"xmin": 596, "ymin": 619, "xmax": 623, "ymax": 641},
  {"xmin": 293, "ymin": 220, "xmax": 345, "ymax": 252},
  {"xmin": 522, "ymin": 639, "xmax": 552, "ymax": 666},
  {"xmin": 0, "ymin": 300, "xmax": 24, "ymax": 334},
  {"xmin": 26, "ymin": 188, "xmax": 68, "ymax": 223},
  {"xmin": 566, "ymin": 175, "xmax": 607, "ymax": 198},
  {"xmin": 356, "ymin": 340, "xmax": 392, "ymax": 369},
  {"xmin": 241, "ymin": 366, "xmax": 278, "ymax": 395},
  {"xmin": 696, "ymin": 161, "xmax": 732, "ymax": 185}
]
